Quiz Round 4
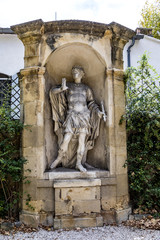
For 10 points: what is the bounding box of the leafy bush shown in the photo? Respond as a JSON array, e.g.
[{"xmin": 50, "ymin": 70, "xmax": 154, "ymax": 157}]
[
  {"xmin": 124, "ymin": 54, "xmax": 160, "ymax": 213},
  {"xmin": 0, "ymin": 105, "xmax": 27, "ymax": 218}
]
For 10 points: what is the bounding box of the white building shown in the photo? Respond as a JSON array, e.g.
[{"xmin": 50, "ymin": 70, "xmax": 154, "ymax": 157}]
[
  {"xmin": 0, "ymin": 28, "xmax": 24, "ymax": 76},
  {"xmin": 0, "ymin": 24, "xmax": 160, "ymax": 117},
  {"xmin": 123, "ymin": 34, "xmax": 160, "ymax": 76},
  {"xmin": 0, "ymin": 28, "xmax": 24, "ymax": 118}
]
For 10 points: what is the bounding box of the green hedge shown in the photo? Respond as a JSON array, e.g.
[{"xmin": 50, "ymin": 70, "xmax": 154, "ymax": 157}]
[
  {"xmin": 0, "ymin": 105, "xmax": 27, "ymax": 218},
  {"xmin": 124, "ymin": 54, "xmax": 160, "ymax": 214}
]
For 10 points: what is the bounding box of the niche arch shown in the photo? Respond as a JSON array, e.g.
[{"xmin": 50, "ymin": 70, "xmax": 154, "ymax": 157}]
[{"xmin": 44, "ymin": 42, "xmax": 109, "ymax": 170}]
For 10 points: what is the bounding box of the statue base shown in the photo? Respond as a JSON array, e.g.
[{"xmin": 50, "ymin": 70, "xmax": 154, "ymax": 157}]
[
  {"xmin": 51, "ymin": 170, "xmax": 131, "ymax": 229},
  {"xmin": 20, "ymin": 169, "xmax": 131, "ymax": 229}
]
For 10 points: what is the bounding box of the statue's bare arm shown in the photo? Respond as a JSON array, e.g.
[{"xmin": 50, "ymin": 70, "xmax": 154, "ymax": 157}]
[{"xmin": 52, "ymin": 78, "xmax": 68, "ymax": 94}]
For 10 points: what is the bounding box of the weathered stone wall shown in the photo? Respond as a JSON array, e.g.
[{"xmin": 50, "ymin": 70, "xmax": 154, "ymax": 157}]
[{"xmin": 11, "ymin": 19, "xmax": 135, "ymax": 228}]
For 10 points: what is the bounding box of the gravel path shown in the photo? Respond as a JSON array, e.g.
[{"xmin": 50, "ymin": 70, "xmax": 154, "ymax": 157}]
[{"xmin": 0, "ymin": 225, "xmax": 159, "ymax": 240}]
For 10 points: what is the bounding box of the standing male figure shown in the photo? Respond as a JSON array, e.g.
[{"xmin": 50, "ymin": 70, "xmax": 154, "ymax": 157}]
[{"xmin": 49, "ymin": 66, "xmax": 106, "ymax": 172}]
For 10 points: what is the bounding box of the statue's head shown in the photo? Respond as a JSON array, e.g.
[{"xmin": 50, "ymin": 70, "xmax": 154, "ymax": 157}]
[{"xmin": 72, "ymin": 65, "xmax": 85, "ymax": 80}]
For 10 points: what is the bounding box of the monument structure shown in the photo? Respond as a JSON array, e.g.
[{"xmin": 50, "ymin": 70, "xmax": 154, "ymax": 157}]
[{"xmin": 11, "ymin": 19, "xmax": 135, "ymax": 228}]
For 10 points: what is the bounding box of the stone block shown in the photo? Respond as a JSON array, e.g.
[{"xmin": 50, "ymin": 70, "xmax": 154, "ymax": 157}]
[
  {"xmin": 116, "ymin": 174, "xmax": 129, "ymax": 197},
  {"xmin": 24, "ymin": 101, "xmax": 37, "ymax": 125},
  {"xmin": 54, "ymin": 219, "xmax": 61, "ymax": 229},
  {"xmin": 37, "ymin": 187, "xmax": 54, "ymax": 212},
  {"xmin": 101, "ymin": 185, "xmax": 116, "ymax": 199},
  {"xmin": 108, "ymin": 128, "xmax": 116, "ymax": 147},
  {"xmin": 116, "ymin": 154, "xmax": 127, "ymax": 175},
  {"xmin": 116, "ymin": 146, "xmax": 127, "ymax": 155},
  {"xmin": 37, "ymin": 187, "xmax": 54, "ymax": 201},
  {"xmin": 114, "ymin": 82, "xmax": 125, "ymax": 107},
  {"xmin": 73, "ymin": 217, "xmax": 96, "ymax": 228},
  {"xmin": 42, "ymin": 200, "xmax": 55, "ymax": 212},
  {"xmin": 102, "ymin": 210, "xmax": 116, "ymax": 224},
  {"xmin": 22, "ymin": 146, "xmax": 36, "ymax": 156},
  {"xmin": 46, "ymin": 170, "xmax": 109, "ymax": 180},
  {"xmin": 115, "ymin": 131, "xmax": 127, "ymax": 148},
  {"xmin": 54, "ymin": 217, "xmax": 99, "ymax": 229},
  {"xmin": 37, "ymin": 180, "xmax": 53, "ymax": 188},
  {"xmin": 107, "ymin": 105, "xmax": 115, "ymax": 128},
  {"xmin": 101, "ymin": 177, "xmax": 117, "ymax": 185},
  {"xmin": 60, "ymin": 186, "xmax": 100, "ymax": 201},
  {"xmin": 101, "ymin": 197, "xmax": 116, "ymax": 211},
  {"xmin": 96, "ymin": 216, "xmax": 103, "ymax": 227},
  {"xmin": 22, "ymin": 200, "xmax": 43, "ymax": 213},
  {"xmin": 73, "ymin": 200, "xmax": 101, "ymax": 215},
  {"xmin": 114, "ymin": 105, "xmax": 126, "ymax": 129},
  {"xmin": 22, "ymin": 146, "xmax": 45, "ymax": 178},
  {"xmin": 22, "ymin": 126, "xmax": 44, "ymax": 148},
  {"xmin": 37, "ymin": 104, "xmax": 44, "ymax": 127},
  {"xmin": 53, "ymin": 179, "xmax": 101, "ymax": 188},
  {"xmin": 23, "ymin": 80, "xmax": 39, "ymax": 102},
  {"xmin": 107, "ymin": 146, "xmax": 116, "ymax": 175},
  {"xmin": 23, "ymin": 177, "xmax": 37, "ymax": 200},
  {"xmin": 55, "ymin": 200, "xmax": 72, "ymax": 215},
  {"xmin": 23, "ymin": 155, "xmax": 37, "ymax": 177},
  {"xmin": 39, "ymin": 213, "xmax": 54, "ymax": 226},
  {"xmin": 55, "ymin": 189, "xmax": 61, "ymax": 202},
  {"xmin": 25, "ymin": 43, "xmax": 39, "ymax": 57},
  {"xmin": 24, "ymin": 56, "xmax": 40, "ymax": 68},
  {"xmin": 116, "ymin": 195, "xmax": 129, "ymax": 210},
  {"xmin": 20, "ymin": 213, "xmax": 39, "ymax": 228},
  {"xmin": 116, "ymin": 207, "xmax": 131, "ymax": 223}
]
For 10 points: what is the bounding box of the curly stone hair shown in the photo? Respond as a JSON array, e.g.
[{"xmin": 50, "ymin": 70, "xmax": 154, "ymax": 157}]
[{"xmin": 72, "ymin": 65, "xmax": 85, "ymax": 78}]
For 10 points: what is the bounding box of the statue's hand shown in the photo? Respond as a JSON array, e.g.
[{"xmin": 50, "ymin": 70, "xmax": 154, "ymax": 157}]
[{"xmin": 61, "ymin": 78, "xmax": 68, "ymax": 91}]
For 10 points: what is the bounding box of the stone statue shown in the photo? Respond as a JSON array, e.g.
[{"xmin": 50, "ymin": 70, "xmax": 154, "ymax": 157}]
[{"xmin": 49, "ymin": 66, "xmax": 107, "ymax": 172}]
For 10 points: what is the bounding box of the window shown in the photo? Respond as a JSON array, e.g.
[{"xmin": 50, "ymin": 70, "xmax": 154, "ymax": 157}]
[
  {"xmin": 0, "ymin": 73, "xmax": 20, "ymax": 119},
  {"xmin": 0, "ymin": 73, "xmax": 11, "ymax": 107}
]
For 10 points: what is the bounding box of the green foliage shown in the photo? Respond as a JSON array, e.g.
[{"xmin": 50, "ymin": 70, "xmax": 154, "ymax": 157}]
[
  {"xmin": 25, "ymin": 193, "xmax": 35, "ymax": 211},
  {"xmin": 0, "ymin": 104, "xmax": 27, "ymax": 218},
  {"xmin": 139, "ymin": 0, "xmax": 160, "ymax": 39},
  {"xmin": 124, "ymin": 53, "xmax": 160, "ymax": 213}
]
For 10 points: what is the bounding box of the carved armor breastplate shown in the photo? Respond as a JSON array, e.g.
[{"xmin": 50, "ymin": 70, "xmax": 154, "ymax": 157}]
[{"xmin": 67, "ymin": 84, "xmax": 88, "ymax": 112}]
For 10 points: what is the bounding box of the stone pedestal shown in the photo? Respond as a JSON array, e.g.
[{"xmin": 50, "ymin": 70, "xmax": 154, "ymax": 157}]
[
  {"xmin": 53, "ymin": 178, "xmax": 102, "ymax": 229},
  {"xmin": 11, "ymin": 19, "xmax": 135, "ymax": 228}
]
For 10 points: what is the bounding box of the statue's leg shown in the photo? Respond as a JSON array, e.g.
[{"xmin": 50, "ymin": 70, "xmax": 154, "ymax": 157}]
[
  {"xmin": 50, "ymin": 132, "xmax": 73, "ymax": 169},
  {"xmin": 76, "ymin": 132, "xmax": 87, "ymax": 172}
]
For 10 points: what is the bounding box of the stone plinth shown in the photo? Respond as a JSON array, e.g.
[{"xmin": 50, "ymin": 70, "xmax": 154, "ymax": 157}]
[
  {"xmin": 44, "ymin": 168, "xmax": 110, "ymax": 180},
  {"xmin": 53, "ymin": 178, "xmax": 101, "ymax": 229}
]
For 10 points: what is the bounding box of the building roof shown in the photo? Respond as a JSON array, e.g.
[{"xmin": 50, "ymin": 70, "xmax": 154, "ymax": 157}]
[{"xmin": 0, "ymin": 28, "xmax": 14, "ymax": 34}]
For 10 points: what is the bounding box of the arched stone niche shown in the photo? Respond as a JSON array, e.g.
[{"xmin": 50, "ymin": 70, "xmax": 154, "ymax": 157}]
[{"xmin": 44, "ymin": 42, "xmax": 108, "ymax": 170}]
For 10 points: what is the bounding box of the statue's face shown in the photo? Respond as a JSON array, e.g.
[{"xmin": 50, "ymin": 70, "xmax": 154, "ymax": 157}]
[{"xmin": 72, "ymin": 68, "xmax": 84, "ymax": 83}]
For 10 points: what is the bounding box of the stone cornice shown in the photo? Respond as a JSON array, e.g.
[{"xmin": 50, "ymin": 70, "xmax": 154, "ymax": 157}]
[
  {"xmin": 109, "ymin": 22, "xmax": 135, "ymax": 41},
  {"xmin": 20, "ymin": 66, "xmax": 46, "ymax": 78},
  {"xmin": 106, "ymin": 68, "xmax": 124, "ymax": 81},
  {"xmin": 11, "ymin": 19, "xmax": 44, "ymax": 35},
  {"xmin": 11, "ymin": 19, "xmax": 135, "ymax": 40},
  {"xmin": 44, "ymin": 20, "xmax": 109, "ymax": 37}
]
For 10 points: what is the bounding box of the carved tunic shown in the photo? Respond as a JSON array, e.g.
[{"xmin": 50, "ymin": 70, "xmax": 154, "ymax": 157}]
[{"xmin": 63, "ymin": 83, "xmax": 92, "ymax": 135}]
